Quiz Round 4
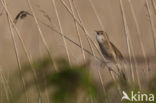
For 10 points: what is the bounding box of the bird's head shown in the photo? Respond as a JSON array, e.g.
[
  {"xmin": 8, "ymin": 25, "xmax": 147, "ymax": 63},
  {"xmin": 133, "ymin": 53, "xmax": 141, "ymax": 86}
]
[
  {"xmin": 96, "ymin": 30, "xmax": 104, "ymax": 35},
  {"xmin": 95, "ymin": 30, "xmax": 106, "ymax": 43}
]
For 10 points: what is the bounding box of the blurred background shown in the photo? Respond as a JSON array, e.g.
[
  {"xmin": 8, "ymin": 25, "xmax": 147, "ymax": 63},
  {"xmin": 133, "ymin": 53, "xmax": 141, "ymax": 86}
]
[{"xmin": 0, "ymin": 0, "xmax": 156, "ymax": 103}]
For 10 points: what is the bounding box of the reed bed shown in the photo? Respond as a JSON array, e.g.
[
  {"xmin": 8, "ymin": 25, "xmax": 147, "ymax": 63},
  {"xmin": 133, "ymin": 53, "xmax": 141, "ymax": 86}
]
[{"xmin": 0, "ymin": 0, "xmax": 156, "ymax": 103}]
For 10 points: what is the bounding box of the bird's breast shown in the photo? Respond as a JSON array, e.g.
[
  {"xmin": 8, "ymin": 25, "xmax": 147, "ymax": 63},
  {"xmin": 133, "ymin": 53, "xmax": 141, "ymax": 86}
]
[{"xmin": 98, "ymin": 42, "xmax": 113, "ymax": 59}]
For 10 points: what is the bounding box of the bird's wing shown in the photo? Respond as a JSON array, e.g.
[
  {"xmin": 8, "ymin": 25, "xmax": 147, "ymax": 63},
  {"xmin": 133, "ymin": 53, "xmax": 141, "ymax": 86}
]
[
  {"xmin": 98, "ymin": 41, "xmax": 124, "ymax": 61},
  {"xmin": 110, "ymin": 42, "xmax": 124, "ymax": 60},
  {"xmin": 99, "ymin": 42, "xmax": 113, "ymax": 60}
]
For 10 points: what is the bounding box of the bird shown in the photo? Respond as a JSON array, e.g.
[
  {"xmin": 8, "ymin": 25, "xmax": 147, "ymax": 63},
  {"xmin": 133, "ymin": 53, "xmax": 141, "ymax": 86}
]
[
  {"xmin": 96, "ymin": 30, "xmax": 126, "ymax": 80},
  {"xmin": 96, "ymin": 31, "xmax": 124, "ymax": 62},
  {"xmin": 13, "ymin": 11, "xmax": 32, "ymax": 24}
]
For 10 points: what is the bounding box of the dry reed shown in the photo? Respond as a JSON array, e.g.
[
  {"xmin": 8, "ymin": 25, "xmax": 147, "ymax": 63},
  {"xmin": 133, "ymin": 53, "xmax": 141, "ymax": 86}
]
[
  {"xmin": 26, "ymin": 0, "xmax": 58, "ymax": 71},
  {"xmin": 51, "ymin": 0, "xmax": 71, "ymax": 65},
  {"xmin": 127, "ymin": 0, "xmax": 150, "ymax": 81},
  {"xmin": 119, "ymin": 0, "xmax": 142, "ymax": 90},
  {"xmin": 68, "ymin": 0, "xmax": 86, "ymax": 62},
  {"xmin": 7, "ymin": 14, "xmax": 29, "ymax": 103},
  {"xmin": 145, "ymin": 0, "xmax": 156, "ymax": 52},
  {"xmin": 1, "ymin": 0, "xmax": 43, "ymax": 102}
]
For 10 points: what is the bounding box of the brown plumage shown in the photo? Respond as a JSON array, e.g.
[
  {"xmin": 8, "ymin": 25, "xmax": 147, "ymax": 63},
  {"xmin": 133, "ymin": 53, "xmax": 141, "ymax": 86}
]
[
  {"xmin": 96, "ymin": 31, "xmax": 123, "ymax": 62},
  {"xmin": 14, "ymin": 11, "xmax": 32, "ymax": 24},
  {"xmin": 99, "ymin": 41, "xmax": 124, "ymax": 62},
  {"xmin": 96, "ymin": 31, "xmax": 126, "ymax": 80}
]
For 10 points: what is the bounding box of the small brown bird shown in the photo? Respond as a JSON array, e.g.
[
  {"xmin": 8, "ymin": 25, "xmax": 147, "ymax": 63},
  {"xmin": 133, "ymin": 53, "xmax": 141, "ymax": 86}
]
[
  {"xmin": 14, "ymin": 11, "xmax": 32, "ymax": 24},
  {"xmin": 96, "ymin": 31, "xmax": 126, "ymax": 80},
  {"xmin": 96, "ymin": 31, "xmax": 123, "ymax": 62}
]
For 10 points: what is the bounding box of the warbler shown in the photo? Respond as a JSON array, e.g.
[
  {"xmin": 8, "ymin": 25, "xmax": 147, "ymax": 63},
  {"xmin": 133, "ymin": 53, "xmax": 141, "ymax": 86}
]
[
  {"xmin": 96, "ymin": 31, "xmax": 124, "ymax": 62},
  {"xmin": 96, "ymin": 30, "xmax": 126, "ymax": 80}
]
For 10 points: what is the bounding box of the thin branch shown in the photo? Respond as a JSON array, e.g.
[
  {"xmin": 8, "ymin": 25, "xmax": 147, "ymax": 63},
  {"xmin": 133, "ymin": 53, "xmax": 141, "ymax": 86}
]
[
  {"xmin": 26, "ymin": 0, "xmax": 58, "ymax": 71},
  {"xmin": 51, "ymin": 0, "xmax": 71, "ymax": 65},
  {"xmin": 1, "ymin": 0, "xmax": 43, "ymax": 101},
  {"xmin": 119, "ymin": 0, "xmax": 135, "ymax": 82},
  {"xmin": 6, "ymin": 13, "xmax": 29, "ymax": 103},
  {"xmin": 60, "ymin": 0, "xmax": 95, "ymax": 58},
  {"xmin": 151, "ymin": 0, "xmax": 156, "ymax": 15},
  {"xmin": 60, "ymin": 0, "xmax": 107, "ymax": 58},
  {"xmin": 121, "ymin": 13, "xmax": 134, "ymax": 84},
  {"xmin": 68, "ymin": 0, "xmax": 86, "ymax": 62},
  {"xmin": 130, "ymin": 43, "xmax": 142, "ymax": 90},
  {"xmin": 145, "ymin": 0, "xmax": 156, "ymax": 52},
  {"xmin": 119, "ymin": 0, "xmax": 141, "ymax": 90},
  {"xmin": 127, "ymin": 0, "xmax": 150, "ymax": 81}
]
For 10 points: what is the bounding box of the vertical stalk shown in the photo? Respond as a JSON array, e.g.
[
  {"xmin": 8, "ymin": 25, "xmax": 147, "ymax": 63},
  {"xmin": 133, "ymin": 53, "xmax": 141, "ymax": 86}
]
[
  {"xmin": 51, "ymin": 0, "xmax": 71, "ymax": 65},
  {"xmin": 119, "ymin": 0, "xmax": 141, "ymax": 90},
  {"xmin": 25, "ymin": 0, "xmax": 58, "ymax": 71},
  {"xmin": 7, "ymin": 13, "xmax": 29, "ymax": 103},
  {"xmin": 1, "ymin": 0, "xmax": 43, "ymax": 102},
  {"xmin": 127, "ymin": 0, "xmax": 150, "ymax": 81},
  {"xmin": 68, "ymin": 0, "xmax": 86, "ymax": 62},
  {"xmin": 145, "ymin": 0, "xmax": 156, "ymax": 52}
]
